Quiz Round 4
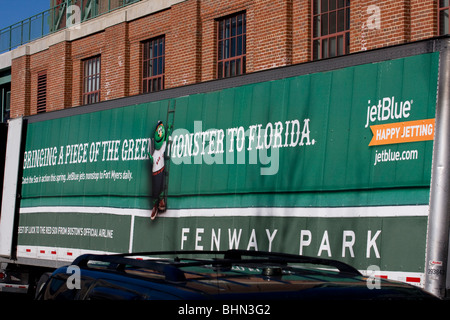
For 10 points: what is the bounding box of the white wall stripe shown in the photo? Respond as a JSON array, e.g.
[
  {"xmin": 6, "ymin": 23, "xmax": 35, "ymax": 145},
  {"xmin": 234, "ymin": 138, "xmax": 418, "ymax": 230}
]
[{"xmin": 20, "ymin": 205, "xmax": 429, "ymax": 218}]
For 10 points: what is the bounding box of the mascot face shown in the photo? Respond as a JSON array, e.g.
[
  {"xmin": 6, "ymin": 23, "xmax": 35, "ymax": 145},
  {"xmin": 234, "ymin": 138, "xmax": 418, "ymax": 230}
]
[{"xmin": 154, "ymin": 121, "xmax": 165, "ymax": 150}]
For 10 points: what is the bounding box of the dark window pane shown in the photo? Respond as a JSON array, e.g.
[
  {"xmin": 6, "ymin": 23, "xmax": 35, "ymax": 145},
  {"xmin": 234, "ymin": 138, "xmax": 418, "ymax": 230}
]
[
  {"xmin": 313, "ymin": 39, "xmax": 320, "ymax": 60},
  {"xmin": 337, "ymin": 35, "xmax": 344, "ymax": 55},
  {"xmin": 329, "ymin": 37, "xmax": 336, "ymax": 57},
  {"xmin": 158, "ymin": 39, "xmax": 164, "ymax": 56},
  {"xmin": 313, "ymin": 15, "xmax": 321, "ymax": 37},
  {"xmin": 321, "ymin": 14, "xmax": 328, "ymax": 36},
  {"xmin": 231, "ymin": 16, "xmax": 236, "ymax": 37},
  {"xmin": 322, "ymin": 38, "xmax": 328, "ymax": 59},
  {"xmin": 337, "ymin": 9, "xmax": 345, "ymax": 32},
  {"xmin": 231, "ymin": 37, "xmax": 236, "ymax": 57},
  {"xmin": 218, "ymin": 61, "xmax": 223, "ymax": 78},
  {"xmin": 330, "ymin": 0, "xmax": 336, "ymax": 11},
  {"xmin": 219, "ymin": 20, "xmax": 224, "ymax": 40},
  {"xmin": 330, "ymin": 11, "xmax": 336, "ymax": 34},
  {"xmin": 237, "ymin": 35, "xmax": 243, "ymax": 55},
  {"xmin": 237, "ymin": 15, "xmax": 243, "ymax": 34},
  {"xmin": 440, "ymin": 10, "xmax": 449, "ymax": 35},
  {"xmin": 224, "ymin": 39, "xmax": 230, "ymax": 59},
  {"xmin": 313, "ymin": 0, "xmax": 320, "ymax": 15},
  {"xmin": 225, "ymin": 61, "xmax": 230, "ymax": 78},
  {"xmin": 143, "ymin": 61, "xmax": 148, "ymax": 78},
  {"xmin": 345, "ymin": 32, "xmax": 350, "ymax": 53},
  {"xmin": 225, "ymin": 19, "xmax": 230, "ymax": 38},
  {"xmin": 158, "ymin": 57, "xmax": 163, "ymax": 75}
]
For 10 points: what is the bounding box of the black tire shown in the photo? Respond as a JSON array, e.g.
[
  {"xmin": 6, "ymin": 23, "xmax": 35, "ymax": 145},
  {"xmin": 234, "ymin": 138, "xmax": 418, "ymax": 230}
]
[{"xmin": 34, "ymin": 272, "xmax": 52, "ymax": 299}]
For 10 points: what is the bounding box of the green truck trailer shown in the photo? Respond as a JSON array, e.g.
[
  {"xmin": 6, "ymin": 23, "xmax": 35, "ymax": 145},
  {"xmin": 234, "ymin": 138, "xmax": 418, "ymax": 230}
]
[{"xmin": 1, "ymin": 37, "xmax": 450, "ymax": 298}]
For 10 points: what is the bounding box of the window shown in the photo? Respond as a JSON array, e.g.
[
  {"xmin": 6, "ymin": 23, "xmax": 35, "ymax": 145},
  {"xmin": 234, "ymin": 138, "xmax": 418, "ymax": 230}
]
[
  {"xmin": 142, "ymin": 36, "xmax": 165, "ymax": 93},
  {"xmin": 83, "ymin": 56, "xmax": 101, "ymax": 105},
  {"xmin": 312, "ymin": 0, "xmax": 350, "ymax": 60},
  {"xmin": 217, "ymin": 12, "xmax": 246, "ymax": 79},
  {"xmin": 439, "ymin": 1, "xmax": 450, "ymax": 35},
  {"xmin": 37, "ymin": 71, "xmax": 47, "ymax": 113}
]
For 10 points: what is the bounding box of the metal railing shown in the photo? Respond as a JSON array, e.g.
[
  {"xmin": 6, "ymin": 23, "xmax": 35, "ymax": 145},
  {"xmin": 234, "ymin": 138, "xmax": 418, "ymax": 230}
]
[{"xmin": 0, "ymin": 0, "xmax": 140, "ymax": 54}]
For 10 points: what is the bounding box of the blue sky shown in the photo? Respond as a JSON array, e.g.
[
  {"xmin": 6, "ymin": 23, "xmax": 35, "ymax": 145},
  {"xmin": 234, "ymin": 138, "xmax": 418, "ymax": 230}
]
[{"xmin": 0, "ymin": 1, "xmax": 50, "ymax": 30}]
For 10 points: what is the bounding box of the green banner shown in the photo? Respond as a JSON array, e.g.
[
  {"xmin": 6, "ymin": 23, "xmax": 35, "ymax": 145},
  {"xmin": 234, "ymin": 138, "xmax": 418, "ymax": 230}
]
[
  {"xmin": 168, "ymin": 52, "xmax": 437, "ymax": 195},
  {"xmin": 18, "ymin": 53, "xmax": 439, "ymax": 275},
  {"xmin": 133, "ymin": 214, "xmax": 428, "ymax": 273},
  {"xmin": 17, "ymin": 210, "xmax": 428, "ymax": 273},
  {"xmin": 22, "ymin": 102, "xmax": 167, "ymax": 199},
  {"xmin": 19, "ymin": 211, "xmax": 131, "ymax": 253},
  {"xmin": 21, "ymin": 53, "xmax": 438, "ymax": 205}
]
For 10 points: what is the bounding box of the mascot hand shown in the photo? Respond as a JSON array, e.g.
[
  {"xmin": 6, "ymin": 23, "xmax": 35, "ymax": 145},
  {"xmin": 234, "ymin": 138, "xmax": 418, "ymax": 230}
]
[{"xmin": 147, "ymin": 153, "xmax": 154, "ymax": 164}]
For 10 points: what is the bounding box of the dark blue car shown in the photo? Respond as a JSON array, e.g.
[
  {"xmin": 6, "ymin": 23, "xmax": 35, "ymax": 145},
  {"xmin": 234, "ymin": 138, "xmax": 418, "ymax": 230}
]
[{"xmin": 36, "ymin": 250, "xmax": 438, "ymax": 301}]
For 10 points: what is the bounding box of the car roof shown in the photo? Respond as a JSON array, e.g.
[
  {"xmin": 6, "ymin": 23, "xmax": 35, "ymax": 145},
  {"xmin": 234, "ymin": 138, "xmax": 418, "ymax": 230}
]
[{"xmin": 44, "ymin": 250, "xmax": 438, "ymax": 300}]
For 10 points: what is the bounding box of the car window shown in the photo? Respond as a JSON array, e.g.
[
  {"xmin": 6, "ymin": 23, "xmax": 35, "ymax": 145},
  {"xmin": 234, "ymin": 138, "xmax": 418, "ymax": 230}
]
[
  {"xmin": 41, "ymin": 275, "xmax": 78, "ymax": 300},
  {"xmin": 84, "ymin": 279, "xmax": 148, "ymax": 300}
]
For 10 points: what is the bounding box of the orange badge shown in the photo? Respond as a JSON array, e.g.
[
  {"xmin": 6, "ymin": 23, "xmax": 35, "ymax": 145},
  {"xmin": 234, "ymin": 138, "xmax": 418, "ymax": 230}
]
[{"xmin": 369, "ymin": 119, "xmax": 435, "ymax": 146}]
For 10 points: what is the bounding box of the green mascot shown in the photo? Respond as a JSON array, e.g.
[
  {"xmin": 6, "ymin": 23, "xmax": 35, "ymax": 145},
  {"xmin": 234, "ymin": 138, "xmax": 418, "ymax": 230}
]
[{"xmin": 148, "ymin": 120, "xmax": 170, "ymax": 220}]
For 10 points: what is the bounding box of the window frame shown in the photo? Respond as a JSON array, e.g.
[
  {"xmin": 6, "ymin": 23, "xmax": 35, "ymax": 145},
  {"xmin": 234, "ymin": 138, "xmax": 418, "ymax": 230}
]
[
  {"xmin": 142, "ymin": 36, "xmax": 165, "ymax": 94},
  {"xmin": 311, "ymin": 0, "xmax": 350, "ymax": 60},
  {"xmin": 82, "ymin": 55, "xmax": 101, "ymax": 105},
  {"xmin": 216, "ymin": 11, "xmax": 247, "ymax": 79}
]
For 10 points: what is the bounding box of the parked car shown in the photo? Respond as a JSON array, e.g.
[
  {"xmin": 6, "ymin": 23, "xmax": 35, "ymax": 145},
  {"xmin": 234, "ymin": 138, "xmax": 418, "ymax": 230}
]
[{"xmin": 35, "ymin": 250, "xmax": 438, "ymax": 300}]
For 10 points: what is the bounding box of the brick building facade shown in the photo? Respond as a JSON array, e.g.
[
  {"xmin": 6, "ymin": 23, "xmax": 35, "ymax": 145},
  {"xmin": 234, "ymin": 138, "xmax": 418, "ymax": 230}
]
[{"xmin": 0, "ymin": 0, "xmax": 445, "ymax": 119}]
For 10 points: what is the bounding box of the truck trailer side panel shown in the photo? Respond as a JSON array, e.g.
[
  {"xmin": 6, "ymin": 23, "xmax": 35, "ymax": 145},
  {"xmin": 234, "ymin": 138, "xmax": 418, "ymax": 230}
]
[{"xmin": 15, "ymin": 52, "xmax": 439, "ymax": 287}]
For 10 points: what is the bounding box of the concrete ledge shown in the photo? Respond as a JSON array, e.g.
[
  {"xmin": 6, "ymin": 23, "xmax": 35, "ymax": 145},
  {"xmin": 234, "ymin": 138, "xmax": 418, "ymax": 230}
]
[{"xmin": 0, "ymin": 51, "xmax": 12, "ymax": 71}]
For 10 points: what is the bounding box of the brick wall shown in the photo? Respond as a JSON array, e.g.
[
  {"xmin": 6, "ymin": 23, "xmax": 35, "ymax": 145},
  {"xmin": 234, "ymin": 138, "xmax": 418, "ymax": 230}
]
[
  {"xmin": 411, "ymin": 0, "xmax": 437, "ymax": 42},
  {"xmin": 11, "ymin": 55, "xmax": 30, "ymax": 118},
  {"xmin": 104, "ymin": 22, "xmax": 130, "ymax": 100},
  {"xmin": 250, "ymin": 0, "xmax": 293, "ymax": 71},
  {"xmin": 292, "ymin": 0, "xmax": 311, "ymax": 64},
  {"xmin": 9, "ymin": 0, "xmax": 440, "ymax": 118},
  {"xmin": 350, "ymin": 0, "xmax": 438, "ymax": 53},
  {"xmin": 350, "ymin": 0, "xmax": 410, "ymax": 52},
  {"xmin": 167, "ymin": 0, "xmax": 202, "ymax": 87}
]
